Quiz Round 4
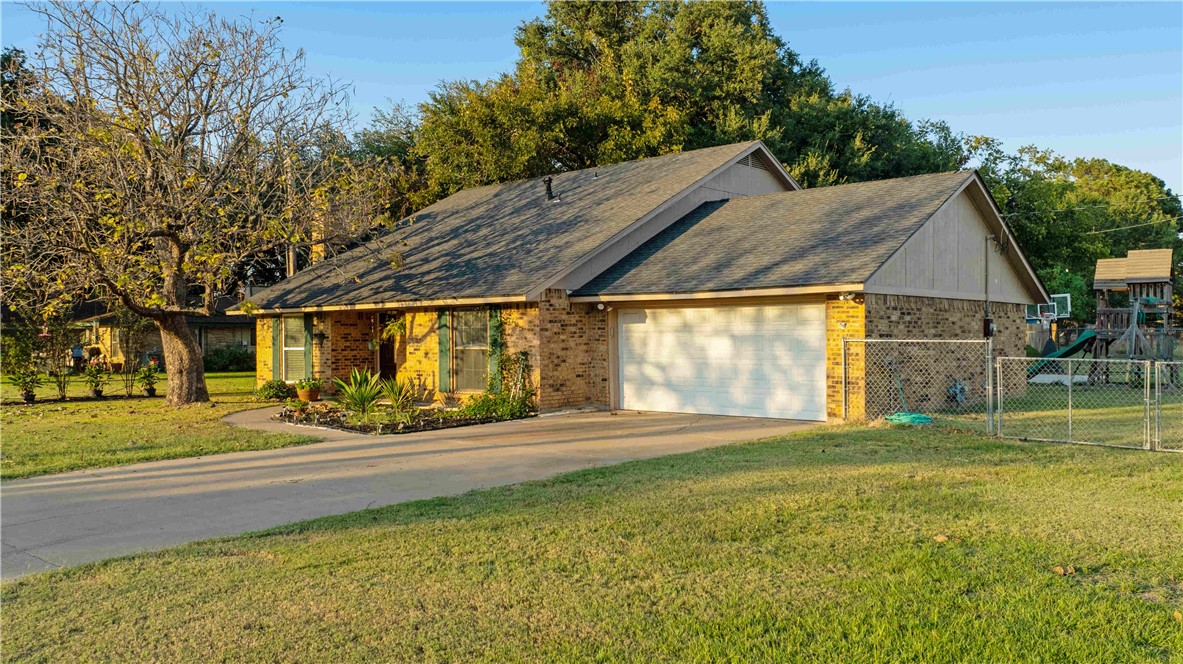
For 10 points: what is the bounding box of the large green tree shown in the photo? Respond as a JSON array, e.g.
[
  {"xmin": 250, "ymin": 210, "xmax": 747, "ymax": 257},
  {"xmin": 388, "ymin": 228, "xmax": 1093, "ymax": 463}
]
[
  {"xmin": 973, "ymin": 137, "xmax": 1182, "ymax": 322},
  {"xmin": 410, "ymin": 1, "xmax": 970, "ymax": 200},
  {"xmin": 2, "ymin": 2, "xmax": 392, "ymax": 404}
]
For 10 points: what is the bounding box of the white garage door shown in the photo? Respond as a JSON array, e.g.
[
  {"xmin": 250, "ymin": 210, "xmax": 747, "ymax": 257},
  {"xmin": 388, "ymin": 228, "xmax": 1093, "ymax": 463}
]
[{"xmin": 618, "ymin": 304, "xmax": 827, "ymax": 421}]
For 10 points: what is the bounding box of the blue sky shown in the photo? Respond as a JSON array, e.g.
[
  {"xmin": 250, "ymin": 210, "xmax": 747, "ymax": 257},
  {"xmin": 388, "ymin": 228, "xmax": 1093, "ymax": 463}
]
[{"xmin": 2, "ymin": 2, "xmax": 1180, "ymax": 192}]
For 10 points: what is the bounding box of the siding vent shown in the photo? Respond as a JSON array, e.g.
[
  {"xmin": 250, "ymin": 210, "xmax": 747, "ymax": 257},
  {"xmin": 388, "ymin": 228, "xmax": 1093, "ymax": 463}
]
[{"xmin": 739, "ymin": 153, "xmax": 770, "ymax": 171}]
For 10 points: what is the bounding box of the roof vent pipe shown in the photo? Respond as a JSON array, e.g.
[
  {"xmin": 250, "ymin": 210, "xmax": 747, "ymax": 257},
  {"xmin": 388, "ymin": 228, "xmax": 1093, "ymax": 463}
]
[{"xmin": 543, "ymin": 176, "xmax": 555, "ymax": 201}]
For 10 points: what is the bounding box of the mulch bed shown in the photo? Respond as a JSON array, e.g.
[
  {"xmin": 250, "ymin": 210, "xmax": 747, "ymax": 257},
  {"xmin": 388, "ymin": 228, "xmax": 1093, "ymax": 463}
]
[{"xmin": 273, "ymin": 403, "xmax": 534, "ymax": 435}]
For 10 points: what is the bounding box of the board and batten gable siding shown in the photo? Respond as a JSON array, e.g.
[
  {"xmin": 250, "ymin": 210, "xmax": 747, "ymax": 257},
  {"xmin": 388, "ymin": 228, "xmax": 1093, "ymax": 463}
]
[
  {"xmin": 554, "ymin": 156, "xmax": 792, "ymax": 292},
  {"xmin": 865, "ymin": 188, "xmax": 1036, "ymax": 305}
]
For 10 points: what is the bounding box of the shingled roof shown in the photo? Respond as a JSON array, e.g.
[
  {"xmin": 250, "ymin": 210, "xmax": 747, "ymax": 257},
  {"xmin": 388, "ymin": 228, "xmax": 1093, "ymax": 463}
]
[
  {"xmin": 1093, "ymin": 248, "xmax": 1174, "ymax": 290},
  {"xmin": 575, "ymin": 170, "xmax": 975, "ymax": 296},
  {"xmin": 245, "ymin": 141, "xmax": 772, "ymax": 311}
]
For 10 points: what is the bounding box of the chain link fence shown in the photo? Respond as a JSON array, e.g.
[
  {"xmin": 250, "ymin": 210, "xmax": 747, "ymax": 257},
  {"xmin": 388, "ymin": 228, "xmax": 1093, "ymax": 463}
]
[
  {"xmin": 842, "ymin": 339, "xmax": 993, "ymax": 434},
  {"xmin": 996, "ymin": 357, "xmax": 1181, "ymax": 452},
  {"xmin": 1156, "ymin": 361, "xmax": 1183, "ymax": 451},
  {"xmin": 839, "ymin": 341, "xmax": 1180, "ymax": 453}
]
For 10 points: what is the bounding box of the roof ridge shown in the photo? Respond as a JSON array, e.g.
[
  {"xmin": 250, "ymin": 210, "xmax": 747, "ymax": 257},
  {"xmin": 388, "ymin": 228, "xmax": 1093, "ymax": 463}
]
[
  {"xmin": 698, "ymin": 169, "xmax": 973, "ymax": 206},
  {"xmin": 419, "ymin": 140, "xmax": 762, "ymax": 203}
]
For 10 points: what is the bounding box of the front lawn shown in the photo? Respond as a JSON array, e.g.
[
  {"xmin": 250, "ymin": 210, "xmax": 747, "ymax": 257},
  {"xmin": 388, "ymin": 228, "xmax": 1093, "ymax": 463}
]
[
  {"xmin": 0, "ymin": 372, "xmax": 315, "ymax": 480},
  {"xmin": 4, "ymin": 426, "xmax": 1180, "ymax": 661}
]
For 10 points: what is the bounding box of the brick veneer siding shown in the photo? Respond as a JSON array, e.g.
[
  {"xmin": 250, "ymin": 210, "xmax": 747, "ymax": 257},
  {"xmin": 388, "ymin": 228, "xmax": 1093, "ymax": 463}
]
[
  {"xmin": 396, "ymin": 310, "xmax": 439, "ymax": 399},
  {"xmin": 326, "ymin": 311, "xmax": 377, "ymax": 393},
  {"xmin": 501, "ymin": 303, "xmax": 542, "ymax": 398},
  {"xmin": 858, "ymin": 294, "xmax": 1026, "ymax": 419},
  {"xmin": 255, "ymin": 317, "xmax": 273, "ymax": 386},
  {"xmin": 537, "ymin": 289, "xmax": 609, "ymax": 411},
  {"xmin": 825, "ymin": 296, "xmax": 867, "ymax": 420}
]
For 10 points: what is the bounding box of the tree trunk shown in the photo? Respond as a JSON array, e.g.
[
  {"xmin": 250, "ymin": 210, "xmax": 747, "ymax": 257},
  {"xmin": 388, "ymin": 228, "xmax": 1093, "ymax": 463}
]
[{"xmin": 157, "ymin": 313, "xmax": 210, "ymax": 405}]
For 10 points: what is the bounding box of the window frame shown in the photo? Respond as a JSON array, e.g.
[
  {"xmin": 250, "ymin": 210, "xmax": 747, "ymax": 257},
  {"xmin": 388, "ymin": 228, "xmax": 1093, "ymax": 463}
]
[
  {"xmin": 281, "ymin": 315, "xmax": 307, "ymax": 382},
  {"xmin": 450, "ymin": 309, "xmax": 489, "ymax": 392}
]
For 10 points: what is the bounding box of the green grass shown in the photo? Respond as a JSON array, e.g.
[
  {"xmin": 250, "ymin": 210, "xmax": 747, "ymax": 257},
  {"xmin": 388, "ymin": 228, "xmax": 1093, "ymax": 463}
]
[
  {"xmin": 4, "ymin": 426, "xmax": 1180, "ymax": 662},
  {"xmin": 0, "ymin": 372, "xmax": 316, "ymax": 480}
]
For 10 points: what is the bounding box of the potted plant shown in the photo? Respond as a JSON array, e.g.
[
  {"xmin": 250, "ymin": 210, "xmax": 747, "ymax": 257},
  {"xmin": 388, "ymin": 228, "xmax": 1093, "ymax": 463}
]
[
  {"xmin": 83, "ymin": 361, "xmax": 110, "ymax": 398},
  {"xmin": 295, "ymin": 377, "xmax": 323, "ymax": 402},
  {"xmin": 136, "ymin": 364, "xmax": 159, "ymax": 397},
  {"xmin": 8, "ymin": 365, "xmax": 43, "ymax": 404}
]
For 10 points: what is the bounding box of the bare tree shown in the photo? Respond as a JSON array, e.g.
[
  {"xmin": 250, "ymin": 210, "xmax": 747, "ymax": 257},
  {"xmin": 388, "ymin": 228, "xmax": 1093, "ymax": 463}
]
[{"xmin": 2, "ymin": 2, "xmax": 391, "ymax": 404}]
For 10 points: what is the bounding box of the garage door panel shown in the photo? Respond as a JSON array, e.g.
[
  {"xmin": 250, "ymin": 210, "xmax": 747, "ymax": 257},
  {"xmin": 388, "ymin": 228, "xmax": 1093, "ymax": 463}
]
[{"xmin": 618, "ymin": 304, "xmax": 827, "ymax": 421}]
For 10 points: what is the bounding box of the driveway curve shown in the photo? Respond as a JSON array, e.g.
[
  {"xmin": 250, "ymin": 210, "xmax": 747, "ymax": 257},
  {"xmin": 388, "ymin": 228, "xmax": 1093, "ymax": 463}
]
[{"xmin": 1, "ymin": 408, "xmax": 814, "ymax": 579}]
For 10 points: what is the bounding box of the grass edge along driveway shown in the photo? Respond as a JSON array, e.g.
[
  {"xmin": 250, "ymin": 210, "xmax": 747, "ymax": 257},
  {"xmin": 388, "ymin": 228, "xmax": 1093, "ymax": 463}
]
[
  {"xmin": 0, "ymin": 372, "xmax": 315, "ymax": 480},
  {"xmin": 4, "ymin": 425, "xmax": 1181, "ymax": 662}
]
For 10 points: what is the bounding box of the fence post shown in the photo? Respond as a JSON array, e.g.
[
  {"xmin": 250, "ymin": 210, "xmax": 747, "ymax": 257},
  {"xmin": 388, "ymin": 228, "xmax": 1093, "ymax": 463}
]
[
  {"xmin": 986, "ymin": 339, "xmax": 994, "ymax": 435},
  {"xmin": 1144, "ymin": 360, "xmax": 1152, "ymax": 451},
  {"xmin": 995, "ymin": 358, "xmax": 1003, "ymax": 438},
  {"xmin": 1159, "ymin": 362, "xmax": 1168, "ymax": 449},
  {"xmin": 841, "ymin": 339, "xmax": 848, "ymax": 421},
  {"xmin": 1067, "ymin": 359, "xmax": 1073, "ymax": 443}
]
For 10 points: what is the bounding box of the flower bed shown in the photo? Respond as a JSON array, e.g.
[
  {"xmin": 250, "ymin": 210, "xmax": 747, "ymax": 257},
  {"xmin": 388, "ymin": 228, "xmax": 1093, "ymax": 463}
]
[{"xmin": 273, "ymin": 400, "xmax": 535, "ymax": 435}]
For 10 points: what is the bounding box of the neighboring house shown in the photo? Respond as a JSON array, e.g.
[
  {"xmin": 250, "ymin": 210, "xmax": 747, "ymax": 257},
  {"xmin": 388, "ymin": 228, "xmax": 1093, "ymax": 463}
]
[
  {"xmin": 80, "ymin": 297, "xmax": 256, "ymax": 369},
  {"xmin": 243, "ymin": 141, "xmax": 1047, "ymax": 421}
]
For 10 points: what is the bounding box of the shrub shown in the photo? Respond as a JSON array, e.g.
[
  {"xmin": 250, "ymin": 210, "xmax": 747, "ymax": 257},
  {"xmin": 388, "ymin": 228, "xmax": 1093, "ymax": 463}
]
[
  {"xmin": 333, "ymin": 368, "xmax": 384, "ymax": 421},
  {"xmin": 1025, "ymin": 344, "xmax": 1040, "ymax": 358},
  {"xmin": 459, "ymin": 391, "xmax": 534, "ymax": 421},
  {"xmin": 256, "ymin": 379, "xmax": 296, "ymax": 401},
  {"xmin": 203, "ymin": 344, "xmax": 254, "ymax": 372},
  {"xmin": 381, "ymin": 378, "xmax": 416, "ymax": 412}
]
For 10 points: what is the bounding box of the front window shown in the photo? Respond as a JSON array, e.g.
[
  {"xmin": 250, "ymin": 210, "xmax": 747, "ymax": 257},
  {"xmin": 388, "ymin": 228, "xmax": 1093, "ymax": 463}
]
[
  {"xmin": 282, "ymin": 315, "xmax": 305, "ymax": 381},
  {"xmin": 452, "ymin": 310, "xmax": 488, "ymax": 391}
]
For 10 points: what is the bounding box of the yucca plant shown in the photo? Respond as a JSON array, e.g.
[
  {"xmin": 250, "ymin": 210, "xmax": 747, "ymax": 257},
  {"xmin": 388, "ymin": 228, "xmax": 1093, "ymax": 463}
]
[
  {"xmin": 381, "ymin": 377, "xmax": 416, "ymax": 413},
  {"xmin": 333, "ymin": 368, "xmax": 383, "ymax": 421}
]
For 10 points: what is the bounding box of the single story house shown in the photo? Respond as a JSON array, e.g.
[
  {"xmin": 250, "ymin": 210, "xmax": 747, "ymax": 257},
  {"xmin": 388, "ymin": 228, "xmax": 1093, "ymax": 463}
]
[
  {"xmin": 80, "ymin": 297, "xmax": 255, "ymax": 370},
  {"xmin": 242, "ymin": 141, "xmax": 1047, "ymax": 421}
]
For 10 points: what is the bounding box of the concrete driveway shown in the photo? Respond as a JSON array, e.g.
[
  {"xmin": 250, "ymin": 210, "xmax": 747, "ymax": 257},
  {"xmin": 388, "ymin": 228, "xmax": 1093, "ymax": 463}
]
[{"xmin": 1, "ymin": 409, "xmax": 814, "ymax": 579}]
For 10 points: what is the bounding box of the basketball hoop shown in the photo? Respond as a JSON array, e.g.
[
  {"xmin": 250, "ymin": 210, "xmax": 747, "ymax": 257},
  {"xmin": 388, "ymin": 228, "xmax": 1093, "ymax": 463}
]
[{"xmin": 1039, "ymin": 312, "xmax": 1056, "ymax": 330}]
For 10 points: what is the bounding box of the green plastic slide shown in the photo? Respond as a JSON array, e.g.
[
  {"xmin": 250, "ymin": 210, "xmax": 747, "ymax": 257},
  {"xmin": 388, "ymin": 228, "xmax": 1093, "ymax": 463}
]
[{"xmin": 1026, "ymin": 329, "xmax": 1097, "ymax": 377}]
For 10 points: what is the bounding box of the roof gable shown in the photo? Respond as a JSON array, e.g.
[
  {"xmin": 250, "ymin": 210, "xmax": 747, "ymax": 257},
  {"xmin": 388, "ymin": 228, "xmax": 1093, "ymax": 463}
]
[
  {"xmin": 246, "ymin": 141, "xmax": 786, "ymax": 311},
  {"xmin": 575, "ymin": 171, "xmax": 974, "ymax": 297}
]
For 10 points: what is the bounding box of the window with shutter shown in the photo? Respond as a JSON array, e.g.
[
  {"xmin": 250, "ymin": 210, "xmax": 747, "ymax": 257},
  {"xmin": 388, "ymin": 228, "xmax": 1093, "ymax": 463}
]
[{"xmin": 452, "ymin": 310, "xmax": 488, "ymax": 391}]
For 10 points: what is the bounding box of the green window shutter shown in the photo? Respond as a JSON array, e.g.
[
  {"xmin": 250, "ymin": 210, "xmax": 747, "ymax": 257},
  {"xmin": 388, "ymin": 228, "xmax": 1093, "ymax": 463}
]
[
  {"xmin": 271, "ymin": 317, "xmax": 281, "ymax": 381},
  {"xmin": 437, "ymin": 310, "xmax": 451, "ymax": 393},
  {"xmin": 488, "ymin": 306, "xmax": 502, "ymax": 393},
  {"xmin": 303, "ymin": 313, "xmax": 314, "ymax": 379}
]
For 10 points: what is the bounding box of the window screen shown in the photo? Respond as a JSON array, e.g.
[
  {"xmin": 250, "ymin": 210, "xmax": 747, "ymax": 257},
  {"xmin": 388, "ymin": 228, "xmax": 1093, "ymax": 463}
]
[
  {"xmin": 282, "ymin": 315, "xmax": 305, "ymax": 381},
  {"xmin": 452, "ymin": 310, "xmax": 488, "ymax": 391}
]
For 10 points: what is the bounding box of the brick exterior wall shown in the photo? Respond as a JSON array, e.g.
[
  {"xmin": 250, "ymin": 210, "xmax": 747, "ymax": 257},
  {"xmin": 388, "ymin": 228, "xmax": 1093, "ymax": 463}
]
[
  {"xmin": 853, "ymin": 294, "xmax": 1025, "ymax": 420},
  {"xmin": 864, "ymin": 294, "xmax": 1024, "ymax": 357},
  {"xmin": 501, "ymin": 303, "xmax": 542, "ymax": 398},
  {"xmin": 536, "ymin": 289, "xmax": 609, "ymax": 411},
  {"xmin": 255, "ymin": 317, "xmax": 273, "ymax": 386},
  {"xmin": 327, "ymin": 311, "xmax": 377, "ymax": 386},
  {"xmin": 396, "ymin": 310, "xmax": 439, "ymax": 399},
  {"xmin": 825, "ymin": 296, "xmax": 866, "ymax": 420}
]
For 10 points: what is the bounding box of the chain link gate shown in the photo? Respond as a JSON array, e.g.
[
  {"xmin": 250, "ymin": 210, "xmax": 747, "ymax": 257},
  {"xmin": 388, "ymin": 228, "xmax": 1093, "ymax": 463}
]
[
  {"xmin": 996, "ymin": 357, "xmax": 1182, "ymax": 452},
  {"xmin": 842, "ymin": 339, "xmax": 994, "ymax": 434},
  {"xmin": 1156, "ymin": 361, "xmax": 1183, "ymax": 451}
]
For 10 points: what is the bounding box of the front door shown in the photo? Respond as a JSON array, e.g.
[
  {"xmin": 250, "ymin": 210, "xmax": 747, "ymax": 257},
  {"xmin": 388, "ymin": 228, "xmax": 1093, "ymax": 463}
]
[{"xmin": 378, "ymin": 313, "xmax": 399, "ymax": 379}]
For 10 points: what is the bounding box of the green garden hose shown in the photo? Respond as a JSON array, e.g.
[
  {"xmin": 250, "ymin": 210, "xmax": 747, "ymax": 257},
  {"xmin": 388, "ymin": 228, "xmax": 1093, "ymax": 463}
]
[{"xmin": 884, "ymin": 356, "xmax": 933, "ymax": 425}]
